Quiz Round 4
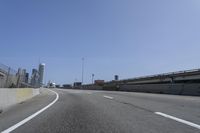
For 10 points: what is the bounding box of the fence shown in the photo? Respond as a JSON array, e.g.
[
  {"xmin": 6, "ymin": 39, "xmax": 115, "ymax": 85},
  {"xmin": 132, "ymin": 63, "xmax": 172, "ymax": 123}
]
[{"xmin": 0, "ymin": 63, "xmax": 32, "ymax": 88}]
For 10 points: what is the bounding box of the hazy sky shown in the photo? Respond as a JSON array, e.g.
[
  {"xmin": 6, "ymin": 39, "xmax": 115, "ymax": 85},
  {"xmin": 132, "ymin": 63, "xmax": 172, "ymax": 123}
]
[{"xmin": 0, "ymin": 0, "xmax": 200, "ymax": 85}]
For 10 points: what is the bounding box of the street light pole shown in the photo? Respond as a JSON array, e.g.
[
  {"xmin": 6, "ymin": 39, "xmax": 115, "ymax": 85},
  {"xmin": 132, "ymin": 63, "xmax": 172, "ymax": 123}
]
[
  {"xmin": 81, "ymin": 58, "xmax": 84, "ymax": 85},
  {"xmin": 92, "ymin": 74, "xmax": 94, "ymax": 84}
]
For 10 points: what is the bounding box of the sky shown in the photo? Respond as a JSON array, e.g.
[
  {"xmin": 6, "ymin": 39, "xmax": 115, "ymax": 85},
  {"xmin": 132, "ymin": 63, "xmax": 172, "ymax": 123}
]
[{"xmin": 0, "ymin": 0, "xmax": 200, "ymax": 85}]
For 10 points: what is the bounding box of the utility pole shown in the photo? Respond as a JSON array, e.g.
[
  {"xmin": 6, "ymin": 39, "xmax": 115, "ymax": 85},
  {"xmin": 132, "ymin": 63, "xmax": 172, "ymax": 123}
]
[
  {"xmin": 92, "ymin": 74, "xmax": 94, "ymax": 84},
  {"xmin": 81, "ymin": 58, "xmax": 84, "ymax": 85}
]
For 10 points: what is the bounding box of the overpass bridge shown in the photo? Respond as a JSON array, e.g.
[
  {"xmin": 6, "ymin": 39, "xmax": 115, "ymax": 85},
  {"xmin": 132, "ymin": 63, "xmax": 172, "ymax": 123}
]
[
  {"xmin": 107, "ymin": 69, "xmax": 200, "ymax": 85},
  {"xmin": 83, "ymin": 69, "xmax": 200, "ymax": 96}
]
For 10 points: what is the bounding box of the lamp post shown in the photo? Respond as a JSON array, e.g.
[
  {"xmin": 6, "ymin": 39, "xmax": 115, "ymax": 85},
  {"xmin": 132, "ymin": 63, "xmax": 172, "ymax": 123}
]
[
  {"xmin": 92, "ymin": 74, "xmax": 94, "ymax": 84},
  {"xmin": 81, "ymin": 58, "xmax": 84, "ymax": 85}
]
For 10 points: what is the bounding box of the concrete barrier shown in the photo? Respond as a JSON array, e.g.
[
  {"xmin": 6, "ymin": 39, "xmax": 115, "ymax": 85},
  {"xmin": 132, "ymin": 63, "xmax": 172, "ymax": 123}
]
[
  {"xmin": 119, "ymin": 83, "xmax": 200, "ymax": 96},
  {"xmin": 82, "ymin": 85, "xmax": 103, "ymax": 90},
  {"xmin": 0, "ymin": 88, "xmax": 39, "ymax": 112},
  {"xmin": 82, "ymin": 83, "xmax": 200, "ymax": 96}
]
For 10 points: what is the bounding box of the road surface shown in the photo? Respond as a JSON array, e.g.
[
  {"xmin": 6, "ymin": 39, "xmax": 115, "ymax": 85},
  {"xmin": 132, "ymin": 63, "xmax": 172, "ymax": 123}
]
[{"xmin": 0, "ymin": 88, "xmax": 200, "ymax": 133}]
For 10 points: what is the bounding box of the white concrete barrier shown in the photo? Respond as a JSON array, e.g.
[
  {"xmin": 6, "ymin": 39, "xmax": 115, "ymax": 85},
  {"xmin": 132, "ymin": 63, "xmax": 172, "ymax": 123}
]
[
  {"xmin": 0, "ymin": 88, "xmax": 40, "ymax": 112},
  {"xmin": 119, "ymin": 83, "xmax": 200, "ymax": 96}
]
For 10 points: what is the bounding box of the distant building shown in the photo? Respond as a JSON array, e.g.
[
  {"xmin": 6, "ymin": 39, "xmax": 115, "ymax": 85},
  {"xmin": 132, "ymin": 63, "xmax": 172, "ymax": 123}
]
[
  {"xmin": 73, "ymin": 82, "xmax": 82, "ymax": 88},
  {"xmin": 38, "ymin": 63, "xmax": 45, "ymax": 87},
  {"xmin": 94, "ymin": 80, "xmax": 104, "ymax": 86},
  {"xmin": 25, "ymin": 73, "xmax": 29, "ymax": 83},
  {"xmin": 63, "ymin": 84, "xmax": 72, "ymax": 89},
  {"xmin": 16, "ymin": 68, "xmax": 29, "ymax": 87},
  {"xmin": 16, "ymin": 68, "xmax": 23, "ymax": 87},
  {"xmin": 21, "ymin": 69, "xmax": 26, "ymax": 83},
  {"xmin": 55, "ymin": 85, "xmax": 60, "ymax": 88},
  {"xmin": 31, "ymin": 69, "xmax": 39, "ymax": 87},
  {"xmin": 114, "ymin": 75, "xmax": 119, "ymax": 81}
]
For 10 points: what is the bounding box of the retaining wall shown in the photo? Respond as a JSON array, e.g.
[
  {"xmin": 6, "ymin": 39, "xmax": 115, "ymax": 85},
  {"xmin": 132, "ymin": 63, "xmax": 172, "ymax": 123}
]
[{"xmin": 0, "ymin": 88, "xmax": 40, "ymax": 112}]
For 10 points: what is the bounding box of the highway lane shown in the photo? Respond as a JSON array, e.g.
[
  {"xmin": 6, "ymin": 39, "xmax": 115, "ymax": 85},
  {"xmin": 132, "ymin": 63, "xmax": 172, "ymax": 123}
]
[
  {"xmin": 0, "ymin": 88, "xmax": 200, "ymax": 133},
  {"xmin": 0, "ymin": 89, "xmax": 56, "ymax": 132}
]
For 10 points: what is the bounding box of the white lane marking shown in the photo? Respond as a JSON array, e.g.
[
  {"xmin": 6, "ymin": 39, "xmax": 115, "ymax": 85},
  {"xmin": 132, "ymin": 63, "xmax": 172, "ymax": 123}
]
[
  {"xmin": 103, "ymin": 95, "xmax": 114, "ymax": 99},
  {"xmin": 57, "ymin": 89, "xmax": 94, "ymax": 95},
  {"xmin": 1, "ymin": 89, "xmax": 59, "ymax": 133},
  {"xmin": 155, "ymin": 112, "xmax": 200, "ymax": 130}
]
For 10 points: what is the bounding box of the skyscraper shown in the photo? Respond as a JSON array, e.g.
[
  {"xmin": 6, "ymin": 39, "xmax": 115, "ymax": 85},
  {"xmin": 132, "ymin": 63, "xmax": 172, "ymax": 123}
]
[
  {"xmin": 31, "ymin": 69, "xmax": 39, "ymax": 87},
  {"xmin": 25, "ymin": 73, "xmax": 29, "ymax": 83},
  {"xmin": 21, "ymin": 69, "xmax": 26, "ymax": 83},
  {"xmin": 38, "ymin": 63, "xmax": 45, "ymax": 87}
]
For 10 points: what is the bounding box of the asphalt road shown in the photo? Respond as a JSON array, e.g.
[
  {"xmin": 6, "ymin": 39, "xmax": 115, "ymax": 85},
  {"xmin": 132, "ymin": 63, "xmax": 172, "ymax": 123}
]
[{"xmin": 0, "ymin": 88, "xmax": 200, "ymax": 133}]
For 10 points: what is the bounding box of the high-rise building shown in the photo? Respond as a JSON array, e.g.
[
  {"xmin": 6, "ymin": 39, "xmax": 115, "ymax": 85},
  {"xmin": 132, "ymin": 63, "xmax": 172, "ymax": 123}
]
[
  {"xmin": 16, "ymin": 68, "xmax": 28, "ymax": 87},
  {"xmin": 38, "ymin": 63, "xmax": 45, "ymax": 87},
  {"xmin": 31, "ymin": 69, "xmax": 39, "ymax": 87},
  {"xmin": 21, "ymin": 69, "xmax": 26, "ymax": 83},
  {"xmin": 114, "ymin": 75, "xmax": 119, "ymax": 81},
  {"xmin": 25, "ymin": 73, "xmax": 29, "ymax": 83},
  {"xmin": 16, "ymin": 68, "xmax": 23, "ymax": 87}
]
